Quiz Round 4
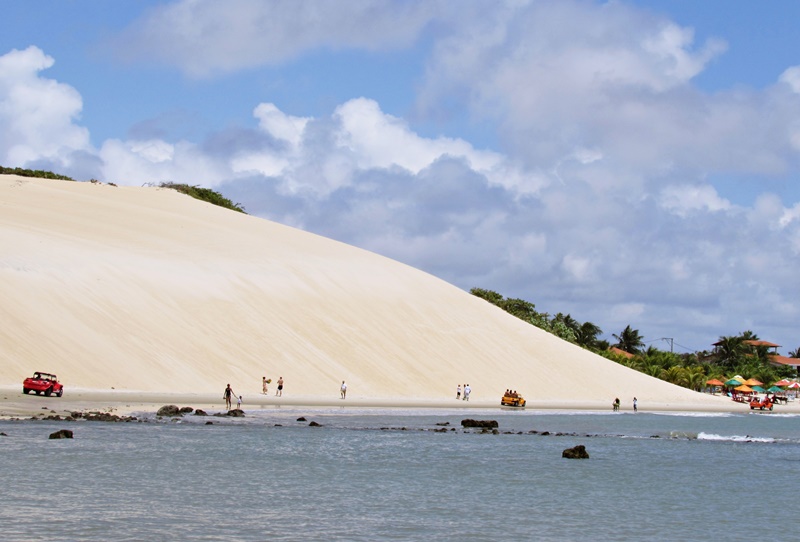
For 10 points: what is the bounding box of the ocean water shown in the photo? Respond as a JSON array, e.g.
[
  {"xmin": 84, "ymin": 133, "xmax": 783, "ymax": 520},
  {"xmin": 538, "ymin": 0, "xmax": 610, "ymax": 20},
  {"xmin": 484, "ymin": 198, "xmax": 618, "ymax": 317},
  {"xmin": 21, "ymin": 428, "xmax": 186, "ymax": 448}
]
[{"xmin": 1, "ymin": 407, "xmax": 798, "ymax": 541}]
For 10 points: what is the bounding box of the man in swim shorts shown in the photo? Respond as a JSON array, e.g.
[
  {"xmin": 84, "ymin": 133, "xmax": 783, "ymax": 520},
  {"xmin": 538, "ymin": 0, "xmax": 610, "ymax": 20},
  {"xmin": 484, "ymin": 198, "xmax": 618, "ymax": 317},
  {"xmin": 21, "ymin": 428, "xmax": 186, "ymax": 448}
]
[{"xmin": 276, "ymin": 376, "xmax": 284, "ymax": 397}]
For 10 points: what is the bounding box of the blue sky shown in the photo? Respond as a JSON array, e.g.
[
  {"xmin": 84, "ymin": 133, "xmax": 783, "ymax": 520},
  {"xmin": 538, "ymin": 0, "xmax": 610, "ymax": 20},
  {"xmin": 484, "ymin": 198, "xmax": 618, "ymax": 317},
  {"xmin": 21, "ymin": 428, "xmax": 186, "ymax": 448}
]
[{"xmin": 2, "ymin": 0, "xmax": 799, "ymax": 354}]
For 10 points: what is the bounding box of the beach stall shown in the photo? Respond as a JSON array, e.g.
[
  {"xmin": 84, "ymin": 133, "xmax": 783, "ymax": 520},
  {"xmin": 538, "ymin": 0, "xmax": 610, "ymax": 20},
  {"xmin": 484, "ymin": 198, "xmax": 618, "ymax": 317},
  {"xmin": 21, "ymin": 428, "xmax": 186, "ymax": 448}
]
[{"xmin": 706, "ymin": 378, "xmax": 724, "ymax": 394}]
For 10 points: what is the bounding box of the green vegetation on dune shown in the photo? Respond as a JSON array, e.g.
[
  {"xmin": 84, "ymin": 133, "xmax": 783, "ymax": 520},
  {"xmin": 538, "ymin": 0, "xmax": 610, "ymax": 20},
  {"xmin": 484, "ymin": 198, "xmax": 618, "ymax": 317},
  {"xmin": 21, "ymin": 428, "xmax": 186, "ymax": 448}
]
[
  {"xmin": 157, "ymin": 182, "xmax": 246, "ymax": 213},
  {"xmin": 0, "ymin": 165, "xmax": 246, "ymax": 214},
  {"xmin": 0, "ymin": 165, "xmax": 75, "ymax": 181},
  {"xmin": 471, "ymin": 287, "xmax": 799, "ymax": 390}
]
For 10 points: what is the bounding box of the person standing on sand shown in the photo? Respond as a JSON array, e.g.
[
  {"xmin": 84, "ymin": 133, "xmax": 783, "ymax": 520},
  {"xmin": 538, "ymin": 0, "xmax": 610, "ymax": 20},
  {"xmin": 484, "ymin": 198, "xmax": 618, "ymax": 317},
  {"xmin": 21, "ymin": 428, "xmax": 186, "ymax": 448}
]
[
  {"xmin": 223, "ymin": 384, "xmax": 236, "ymax": 411},
  {"xmin": 456, "ymin": 384, "xmax": 461, "ymax": 400},
  {"xmin": 613, "ymin": 398, "xmax": 620, "ymax": 412},
  {"xmin": 237, "ymin": 395, "xmax": 243, "ymax": 410},
  {"xmin": 340, "ymin": 380, "xmax": 347, "ymax": 399},
  {"xmin": 464, "ymin": 384, "xmax": 471, "ymax": 401},
  {"xmin": 276, "ymin": 376, "xmax": 284, "ymax": 397},
  {"xmin": 262, "ymin": 377, "xmax": 268, "ymax": 395},
  {"xmin": 633, "ymin": 397, "xmax": 638, "ymax": 412}
]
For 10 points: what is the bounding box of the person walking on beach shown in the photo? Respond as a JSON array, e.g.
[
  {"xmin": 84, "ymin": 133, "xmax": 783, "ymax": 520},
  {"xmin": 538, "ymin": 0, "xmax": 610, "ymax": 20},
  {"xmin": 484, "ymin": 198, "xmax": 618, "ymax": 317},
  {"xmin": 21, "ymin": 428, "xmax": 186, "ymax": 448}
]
[
  {"xmin": 340, "ymin": 380, "xmax": 347, "ymax": 399},
  {"xmin": 262, "ymin": 376, "xmax": 268, "ymax": 395},
  {"xmin": 223, "ymin": 384, "xmax": 236, "ymax": 411},
  {"xmin": 456, "ymin": 384, "xmax": 461, "ymax": 400},
  {"xmin": 633, "ymin": 397, "xmax": 638, "ymax": 412},
  {"xmin": 237, "ymin": 395, "xmax": 243, "ymax": 410},
  {"xmin": 463, "ymin": 384, "xmax": 471, "ymax": 401},
  {"xmin": 276, "ymin": 376, "xmax": 284, "ymax": 397}
]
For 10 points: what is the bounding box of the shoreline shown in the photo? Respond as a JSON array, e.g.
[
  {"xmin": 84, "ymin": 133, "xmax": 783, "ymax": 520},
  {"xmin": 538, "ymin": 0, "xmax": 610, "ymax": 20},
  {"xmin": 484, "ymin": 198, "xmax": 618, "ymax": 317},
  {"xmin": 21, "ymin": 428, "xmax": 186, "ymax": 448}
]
[{"xmin": 2, "ymin": 387, "xmax": 796, "ymax": 419}]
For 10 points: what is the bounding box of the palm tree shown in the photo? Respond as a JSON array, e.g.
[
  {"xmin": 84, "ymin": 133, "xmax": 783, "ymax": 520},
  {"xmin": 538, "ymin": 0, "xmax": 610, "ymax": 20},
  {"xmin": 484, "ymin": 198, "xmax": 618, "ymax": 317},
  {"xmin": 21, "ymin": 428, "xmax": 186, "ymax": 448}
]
[
  {"xmin": 740, "ymin": 330, "xmax": 760, "ymax": 341},
  {"xmin": 788, "ymin": 347, "xmax": 800, "ymax": 358},
  {"xmin": 575, "ymin": 321, "xmax": 602, "ymax": 349},
  {"xmin": 613, "ymin": 325, "xmax": 644, "ymax": 355},
  {"xmin": 714, "ymin": 336, "xmax": 745, "ymax": 371},
  {"xmin": 685, "ymin": 367, "xmax": 707, "ymax": 391}
]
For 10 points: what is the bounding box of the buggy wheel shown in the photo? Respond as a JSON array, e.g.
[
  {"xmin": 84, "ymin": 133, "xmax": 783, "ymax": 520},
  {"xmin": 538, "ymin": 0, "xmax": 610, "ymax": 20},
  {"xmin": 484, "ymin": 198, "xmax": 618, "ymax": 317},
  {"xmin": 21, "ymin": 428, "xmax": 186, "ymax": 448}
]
[{"xmin": 44, "ymin": 387, "xmax": 52, "ymax": 397}]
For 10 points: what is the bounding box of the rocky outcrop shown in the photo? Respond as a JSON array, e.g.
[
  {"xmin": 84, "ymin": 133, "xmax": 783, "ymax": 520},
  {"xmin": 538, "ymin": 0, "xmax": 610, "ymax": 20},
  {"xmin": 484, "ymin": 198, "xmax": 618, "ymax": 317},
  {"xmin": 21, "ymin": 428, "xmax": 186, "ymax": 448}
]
[
  {"xmin": 562, "ymin": 445, "xmax": 589, "ymax": 459},
  {"xmin": 49, "ymin": 429, "xmax": 73, "ymax": 439},
  {"xmin": 460, "ymin": 419, "xmax": 499, "ymax": 429},
  {"xmin": 156, "ymin": 405, "xmax": 181, "ymax": 417},
  {"xmin": 308, "ymin": 421, "xmax": 321, "ymax": 427},
  {"xmin": 193, "ymin": 409, "xmax": 207, "ymax": 416},
  {"xmin": 226, "ymin": 409, "xmax": 245, "ymax": 417}
]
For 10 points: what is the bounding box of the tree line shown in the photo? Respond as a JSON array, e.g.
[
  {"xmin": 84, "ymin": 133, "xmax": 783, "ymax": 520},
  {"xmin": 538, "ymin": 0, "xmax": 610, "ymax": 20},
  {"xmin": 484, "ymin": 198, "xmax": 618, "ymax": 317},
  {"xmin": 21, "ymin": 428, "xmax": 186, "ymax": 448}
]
[{"xmin": 470, "ymin": 288, "xmax": 799, "ymax": 390}]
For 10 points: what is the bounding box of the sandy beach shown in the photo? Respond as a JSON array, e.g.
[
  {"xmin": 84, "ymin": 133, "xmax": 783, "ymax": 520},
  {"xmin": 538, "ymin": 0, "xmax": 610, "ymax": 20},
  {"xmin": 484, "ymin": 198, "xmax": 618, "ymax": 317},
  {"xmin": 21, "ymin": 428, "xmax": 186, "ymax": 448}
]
[
  {"xmin": 2, "ymin": 386, "xmax": 794, "ymax": 420},
  {"xmin": 0, "ymin": 175, "xmax": 790, "ymax": 415}
]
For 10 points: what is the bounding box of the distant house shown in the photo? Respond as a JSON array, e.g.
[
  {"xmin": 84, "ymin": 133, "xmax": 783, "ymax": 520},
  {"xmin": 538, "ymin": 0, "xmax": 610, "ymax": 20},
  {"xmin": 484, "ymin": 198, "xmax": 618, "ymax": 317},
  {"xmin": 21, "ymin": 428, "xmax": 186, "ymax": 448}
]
[
  {"xmin": 608, "ymin": 346, "xmax": 635, "ymax": 359},
  {"xmin": 768, "ymin": 355, "xmax": 800, "ymax": 373},
  {"xmin": 710, "ymin": 339, "xmax": 798, "ymax": 374}
]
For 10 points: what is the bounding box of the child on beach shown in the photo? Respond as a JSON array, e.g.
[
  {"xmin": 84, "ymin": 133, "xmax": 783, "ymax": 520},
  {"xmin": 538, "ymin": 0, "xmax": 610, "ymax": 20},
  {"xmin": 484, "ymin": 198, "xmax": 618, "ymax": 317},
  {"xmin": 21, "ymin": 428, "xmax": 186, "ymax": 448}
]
[
  {"xmin": 237, "ymin": 395, "xmax": 242, "ymax": 409},
  {"xmin": 340, "ymin": 381, "xmax": 347, "ymax": 399},
  {"xmin": 456, "ymin": 384, "xmax": 461, "ymax": 400}
]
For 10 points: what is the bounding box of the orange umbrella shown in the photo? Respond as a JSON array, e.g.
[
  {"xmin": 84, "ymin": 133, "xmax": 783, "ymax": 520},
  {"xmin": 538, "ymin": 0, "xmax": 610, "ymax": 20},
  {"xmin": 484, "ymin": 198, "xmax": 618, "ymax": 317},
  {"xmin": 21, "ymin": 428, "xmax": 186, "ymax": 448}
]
[
  {"xmin": 734, "ymin": 384, "xmax": 753, "ymax": 393},
  {"xmin": 744, "ymin": 378, "xmax": 763, "ymax": 386},
  {"xmin": 706, "ymin": 379, "xmax": 725, "ymax": 386}
]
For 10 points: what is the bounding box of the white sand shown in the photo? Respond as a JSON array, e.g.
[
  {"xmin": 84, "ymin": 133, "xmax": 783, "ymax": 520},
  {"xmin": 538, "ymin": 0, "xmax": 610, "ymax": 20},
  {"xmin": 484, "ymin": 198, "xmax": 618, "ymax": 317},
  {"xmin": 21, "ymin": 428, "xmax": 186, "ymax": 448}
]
[{"xmin": 0, "ymin": 175, "xmax": 772, "ymax": 414}]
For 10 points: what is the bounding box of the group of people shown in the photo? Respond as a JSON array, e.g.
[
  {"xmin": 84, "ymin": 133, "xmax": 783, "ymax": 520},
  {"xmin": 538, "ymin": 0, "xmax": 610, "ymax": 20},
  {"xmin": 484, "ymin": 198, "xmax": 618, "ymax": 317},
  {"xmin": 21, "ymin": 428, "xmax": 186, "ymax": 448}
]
[
  {"xmin": 456, "ymin": 384, "xmax": 471, "ymax": 401},
  {"xmin": 612, "ymin": 397, "xmax": 637, "ymax": 412},
  {"xmin": 504, "ymin": 389, "xmax": 520, "ymax": 398},
  {"xmin": 262, "ymin": 376, "xmax": 284, "ymax": 396}
]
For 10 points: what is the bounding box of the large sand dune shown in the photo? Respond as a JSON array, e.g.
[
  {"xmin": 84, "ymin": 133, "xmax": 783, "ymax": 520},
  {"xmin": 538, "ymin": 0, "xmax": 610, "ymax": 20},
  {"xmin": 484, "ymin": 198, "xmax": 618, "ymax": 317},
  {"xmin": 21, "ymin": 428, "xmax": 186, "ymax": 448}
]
[{"xmin": 0, "ymin": 174, "xmax": 725, "ymax": 408}]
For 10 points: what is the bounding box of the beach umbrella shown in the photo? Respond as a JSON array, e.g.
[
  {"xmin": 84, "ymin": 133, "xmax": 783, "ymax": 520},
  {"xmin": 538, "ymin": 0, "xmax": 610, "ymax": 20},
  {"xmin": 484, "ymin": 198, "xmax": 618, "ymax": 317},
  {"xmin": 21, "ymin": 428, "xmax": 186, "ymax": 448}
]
[
  {"xmin": 725, "ymin": 378, "xmax": 743, "ymax": 387},
  {"xmin": 768, "ymin": 386, "xmax": 784, "ymax": 393},
  {"xmin": 750, "ymin": 385, "xmax": 766, "ymax": 393},
  {"xmin": 744, "ymin": 378, "xmax": 763, "ymax": 386},
  {"xmin": 788, "ymin": 382, "xmax": 800, "ymax": 389},
  {"xmin": 774, "ymin": 379, "xmax": 791, "ymax": 387},
  {"xmin": 706, "ymin": 378, "xmax": 725, "ymax": 386},
  {"xmin": 734, "ymin": 385, "xmax": 753, "ymax": 393}
]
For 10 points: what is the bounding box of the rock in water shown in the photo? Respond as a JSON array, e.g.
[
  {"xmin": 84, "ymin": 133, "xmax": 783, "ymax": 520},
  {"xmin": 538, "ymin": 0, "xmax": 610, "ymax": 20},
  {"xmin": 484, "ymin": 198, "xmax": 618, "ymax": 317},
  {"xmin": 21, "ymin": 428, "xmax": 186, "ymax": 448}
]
[
  {"xmin": 157, "ymin": 405, "xmax": 181, "ymax": 417},
  {"xmin": 562, "ymin": 445, "xmax": 589, "ymax": 459},
  {"xmin": 460, "ymin": 419, "xmax": 499, "ymax": 429},
  {"xmin": 49, "ymin": 429, "xmax": 74, "ymax": 439},
  {"xmin": 226, "ymin": 409, "xmax": 245, "ymax": 417}
]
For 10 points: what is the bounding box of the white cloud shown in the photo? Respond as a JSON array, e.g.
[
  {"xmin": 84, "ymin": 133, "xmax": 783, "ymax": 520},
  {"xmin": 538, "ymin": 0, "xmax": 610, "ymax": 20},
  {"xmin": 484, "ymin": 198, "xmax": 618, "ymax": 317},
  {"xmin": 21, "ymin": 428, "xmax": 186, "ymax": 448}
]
[
  {"xmin": 659, "ymin": 184, "xmax": 732, "ymax": 217},
  {"xmin": 113, "ymin": 0, "xmax": 445, "ymax": 77},
  {"xmin": 779, "ymin": 66, "xmax": 800, "ymax": 93},
  {"xmin": 0, "ymin": 46, "xmax": 91, "ymax": 166},
  {"xmin": 253, "ymin": 103, "xmax": 310, "ymax": 148}
]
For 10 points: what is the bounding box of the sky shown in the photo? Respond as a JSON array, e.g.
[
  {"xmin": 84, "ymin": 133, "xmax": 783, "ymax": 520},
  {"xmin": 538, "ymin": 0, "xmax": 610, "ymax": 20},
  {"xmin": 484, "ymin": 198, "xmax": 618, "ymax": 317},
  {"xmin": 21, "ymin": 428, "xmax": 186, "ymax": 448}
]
[{"xmin": 2, "ymin": 0, "xmax": 799, "ymax": 355}]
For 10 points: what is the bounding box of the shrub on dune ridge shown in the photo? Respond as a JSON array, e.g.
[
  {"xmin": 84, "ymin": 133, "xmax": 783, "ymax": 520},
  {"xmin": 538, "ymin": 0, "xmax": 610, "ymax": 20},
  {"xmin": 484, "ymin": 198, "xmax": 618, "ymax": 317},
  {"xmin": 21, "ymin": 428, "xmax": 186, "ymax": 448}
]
[
  {"xmin": 0, "ymin": 166, "xmax": 246, "ymax": 214},
  {"xmin": 0, "ymin": 165, "xmax": 74, "ymax": 181},
  {"xmin": 158, "ymin": 182, "xmax": 247, "ymax": 214}
]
